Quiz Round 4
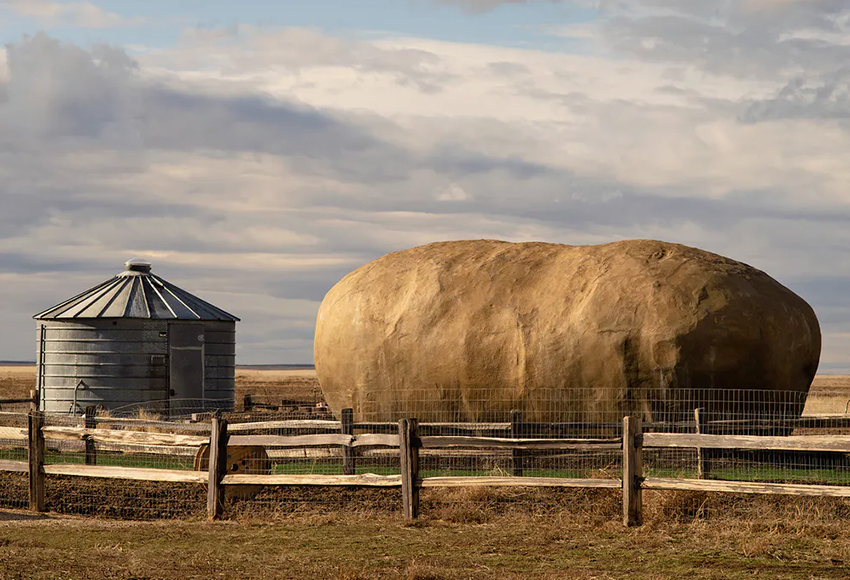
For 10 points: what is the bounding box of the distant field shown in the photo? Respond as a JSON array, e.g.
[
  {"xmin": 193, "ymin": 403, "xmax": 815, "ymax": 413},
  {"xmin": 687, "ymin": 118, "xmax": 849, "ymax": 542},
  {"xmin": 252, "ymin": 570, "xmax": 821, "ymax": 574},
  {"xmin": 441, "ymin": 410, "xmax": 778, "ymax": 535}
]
[
  {"xmin": 0, "ymin": 366, "xmax": 34, "ymax": 401},
  {"xmin": 0, "ymin": 365, "xmax": 321, "ymax": 408},
  {"xmin": 237, "ymin": 364, "xmax": 315, "ymax": 371},
  {"xmin": 3, "ymin": 366, "xmax": 850, "ymax": 415},
  {"xmin": 235, "ymin": 367, "xmax": 320, "ymax": 405},
  {"xmin": 810, "ymin": 375, "xmax": 850, "ymax": 391},
  {"xmin": 800, "ymin": 375, "xmax": 850, "ymax": 414}
]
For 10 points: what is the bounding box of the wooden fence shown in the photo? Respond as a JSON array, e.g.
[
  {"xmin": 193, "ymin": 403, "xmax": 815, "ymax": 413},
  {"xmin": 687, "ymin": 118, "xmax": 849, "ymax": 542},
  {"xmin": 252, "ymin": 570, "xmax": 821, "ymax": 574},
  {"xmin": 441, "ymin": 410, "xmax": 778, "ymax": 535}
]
[{"xmin": 4, "ymin": 403, "xmax": 850, "ymax": 525}]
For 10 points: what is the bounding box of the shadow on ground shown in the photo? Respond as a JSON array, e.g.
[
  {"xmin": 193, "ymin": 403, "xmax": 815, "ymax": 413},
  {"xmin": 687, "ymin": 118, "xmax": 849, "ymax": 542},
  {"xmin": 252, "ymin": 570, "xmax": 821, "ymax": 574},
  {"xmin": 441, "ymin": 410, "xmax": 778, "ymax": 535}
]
[{"xmin": 0, "ymin": 509, "xmax": 55, "ymax": 522}]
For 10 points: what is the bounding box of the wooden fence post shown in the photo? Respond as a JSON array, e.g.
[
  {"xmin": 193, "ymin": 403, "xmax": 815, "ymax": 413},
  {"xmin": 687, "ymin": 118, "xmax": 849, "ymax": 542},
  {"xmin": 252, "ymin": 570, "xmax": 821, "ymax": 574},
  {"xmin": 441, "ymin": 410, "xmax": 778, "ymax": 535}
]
[
  {"xmin": 511, "ymin": 409, "xmax": 524, "ymax": 477},
  {"xmin": 399, "ymin": 418, "xmax": 420, "ymax": 520},
  {"xmin": 85, "ymin": 405, "xmax": 97, "ymax": 466},
  {"xmin": 342, "ymin": 408, "xmax": 355, "ymax": 475},
  {"xmin": 207, "ymin": 416, "xmax": 229, "ymax": 520},
  {"xmin": 695, "ymin": 408, "xmax": 708, "ymax": 479},
  {"xmin": 622, "ymin": 415, "xmax": 643, "ymax": 527},
  {"xmin": 243, "ymin": 394, "xmax": 252, "ymax": 412},
  {"xmin": 28, "ymin": 408, "xmax": 45, "ymax": 512}
]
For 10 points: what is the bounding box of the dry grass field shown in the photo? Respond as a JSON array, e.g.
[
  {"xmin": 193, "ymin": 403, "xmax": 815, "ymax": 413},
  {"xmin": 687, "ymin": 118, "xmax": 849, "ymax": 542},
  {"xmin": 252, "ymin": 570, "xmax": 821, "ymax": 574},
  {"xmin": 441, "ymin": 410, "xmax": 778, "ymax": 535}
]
[
  {"xmin": 4, "ymin": 365, "xmax": 850, "ymax": 414},
  {"xmin": 801, "ymin": 376, "xmax": 850, "ymax": 415},
  {"xmin": 0, "ymin": 366, "xmax": 35, "ymax": 403},
  {"xmin": 3, "ymin": 367, "xmax": 850, "ymax": 578},
  {"xmin": 0, "ymin": 365, "xmax": 322, "ymax": 410},
  {"xmin": 235, "ymin": 367, "xmax": 321, "ymax": 406},
  {"xmin": 2, "ymin": 492, "xmax": 850, "ymax": 579}
]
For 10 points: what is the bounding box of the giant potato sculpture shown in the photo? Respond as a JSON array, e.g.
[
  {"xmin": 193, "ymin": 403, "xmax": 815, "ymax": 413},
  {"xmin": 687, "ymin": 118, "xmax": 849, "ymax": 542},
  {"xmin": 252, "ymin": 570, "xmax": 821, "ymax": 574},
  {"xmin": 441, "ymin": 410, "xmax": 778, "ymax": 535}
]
[{"xmin": 314, "ymin": 240, "xmax": 820, "ymax": 423}]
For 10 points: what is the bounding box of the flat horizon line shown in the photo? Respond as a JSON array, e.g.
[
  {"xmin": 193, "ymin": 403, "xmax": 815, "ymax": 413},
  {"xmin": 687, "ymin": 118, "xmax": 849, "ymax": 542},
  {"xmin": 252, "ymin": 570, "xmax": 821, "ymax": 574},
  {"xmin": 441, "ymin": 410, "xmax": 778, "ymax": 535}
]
[
  {"xmin": 2, "ymin": 360, "xmax": 848, "ymax": 376},
  {"xmin": 0, "ymin": 360, "xmax": 316, "ymax": 369}
]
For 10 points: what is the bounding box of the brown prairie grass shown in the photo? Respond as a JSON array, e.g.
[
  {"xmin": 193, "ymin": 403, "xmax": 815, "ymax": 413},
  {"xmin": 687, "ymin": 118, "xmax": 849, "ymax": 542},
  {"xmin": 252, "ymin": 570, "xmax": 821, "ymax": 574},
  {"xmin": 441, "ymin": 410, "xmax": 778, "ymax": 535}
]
[
  {"xmin": 0, "ymin": 365, "xmax": 35, "ymax": 402},
  {"xmin": 3, "ymin": 369, "xmax": 850, "ymax": 577},
  {"xmin": 4, "ymin": 367, "xmax": 850, "ymax": 413},
  {"xmin": 0, "ymin": 366, "xmax": 323, "ymax": 408},
  {"xmin": 235, "ymin": 367, "xmax": 321, "ymax": 405},
  {"xmin": 2, "ymin": 469, "xmax": 850, "ymax": 578},
  {"xmin": 3, "ymin": 490, "xmax": 850, "ymax": 579}
]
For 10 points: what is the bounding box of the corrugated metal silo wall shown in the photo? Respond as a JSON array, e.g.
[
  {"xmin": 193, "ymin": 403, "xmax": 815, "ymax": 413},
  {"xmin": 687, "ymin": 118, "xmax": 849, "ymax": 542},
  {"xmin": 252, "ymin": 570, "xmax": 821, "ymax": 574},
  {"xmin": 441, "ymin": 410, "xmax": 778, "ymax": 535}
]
[
  {"xmin": 36, "ymin": 319, "xmax": 236, "ymax": 414},
  {"xmin": 37, "ymin": 319, "xmax": 168, "ymax": 414},
  {"xmin": 203, "ymin": 320, "xmax": 236, "ymax": 405}
]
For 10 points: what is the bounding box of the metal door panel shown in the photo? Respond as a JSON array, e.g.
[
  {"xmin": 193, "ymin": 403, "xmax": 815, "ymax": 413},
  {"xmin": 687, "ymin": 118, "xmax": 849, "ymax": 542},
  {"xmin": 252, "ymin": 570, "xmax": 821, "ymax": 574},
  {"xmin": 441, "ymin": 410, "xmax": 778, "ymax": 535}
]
[{"xmin": 168, "ymin": 323, "xmax": 204, "ymax": 401}]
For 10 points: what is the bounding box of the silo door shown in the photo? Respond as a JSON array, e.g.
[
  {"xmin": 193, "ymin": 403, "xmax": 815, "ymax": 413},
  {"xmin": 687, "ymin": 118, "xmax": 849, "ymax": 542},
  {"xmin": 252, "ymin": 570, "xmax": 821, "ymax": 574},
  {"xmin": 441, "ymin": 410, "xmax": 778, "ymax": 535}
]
[{"xmin": 168, "ymin": 323, "xmax": 204, "ymax": 402}]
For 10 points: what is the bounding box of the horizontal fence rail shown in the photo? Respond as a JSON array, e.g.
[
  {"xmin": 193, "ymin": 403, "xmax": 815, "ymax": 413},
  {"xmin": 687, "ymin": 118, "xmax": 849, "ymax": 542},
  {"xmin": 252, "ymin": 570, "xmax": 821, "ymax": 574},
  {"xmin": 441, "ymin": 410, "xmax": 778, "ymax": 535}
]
[
  {"xmin": 418, "ymin": 436, "xmax": 622, "ymax": 451},
  {"xmin": 643, "ymin": 432, "xmax": 850, "ymax": 453},
  {"xmin": 222, "ymin": 473, "xmax": 403, "ymax": 487},
  {"xmin": 418, "ymin": 477, "xmax": 622, "ymax": 489},
  {"xmin": 641, "ymin": 478, "xmax": 850, "ymax": 497}
]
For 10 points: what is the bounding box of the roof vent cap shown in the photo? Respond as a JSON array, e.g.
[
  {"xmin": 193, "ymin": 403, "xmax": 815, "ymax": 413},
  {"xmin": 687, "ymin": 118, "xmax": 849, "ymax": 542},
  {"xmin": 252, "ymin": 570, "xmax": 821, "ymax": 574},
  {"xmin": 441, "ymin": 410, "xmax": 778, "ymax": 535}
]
[{"xmin": 124, "ymin": 258, "xmax": 152, "ymax": 273}]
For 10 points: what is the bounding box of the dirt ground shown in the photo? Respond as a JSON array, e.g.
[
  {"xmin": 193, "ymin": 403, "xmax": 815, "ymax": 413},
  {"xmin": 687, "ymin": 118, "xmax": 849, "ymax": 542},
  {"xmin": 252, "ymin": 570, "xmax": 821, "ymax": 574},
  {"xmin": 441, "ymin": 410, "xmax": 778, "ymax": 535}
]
[{"xmin": 2, "ymin": 491, "xmax": 850, "ymax": 579}]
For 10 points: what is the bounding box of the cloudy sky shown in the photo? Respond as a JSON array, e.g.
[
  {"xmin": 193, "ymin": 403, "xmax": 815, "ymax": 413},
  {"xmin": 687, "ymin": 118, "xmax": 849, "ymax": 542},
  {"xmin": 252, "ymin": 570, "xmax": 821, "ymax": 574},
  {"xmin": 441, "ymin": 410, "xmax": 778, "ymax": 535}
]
[{"xmin": 0, "ymin": 0, "xmax": 848, "ymax": 370}]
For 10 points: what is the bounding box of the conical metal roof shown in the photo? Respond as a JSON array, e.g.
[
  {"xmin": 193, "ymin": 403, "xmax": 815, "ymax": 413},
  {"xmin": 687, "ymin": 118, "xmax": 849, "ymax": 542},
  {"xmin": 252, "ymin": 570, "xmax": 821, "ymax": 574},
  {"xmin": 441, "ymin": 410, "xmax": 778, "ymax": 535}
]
[{"xmin": 34, "ymin": 259, "xmax": 240, "ymax": 321}]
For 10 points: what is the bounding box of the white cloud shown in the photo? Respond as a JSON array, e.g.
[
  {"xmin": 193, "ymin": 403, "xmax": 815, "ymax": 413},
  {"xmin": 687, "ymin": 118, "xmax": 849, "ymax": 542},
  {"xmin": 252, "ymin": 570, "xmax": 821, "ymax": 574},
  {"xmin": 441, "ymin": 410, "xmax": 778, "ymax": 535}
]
[
  {"xmin": 431, "ymin": 0, "xmax": 542, "ymax": 12},
  {"xmin": 436, "ymin": 183, "xmax": 471, "ymax": 201},
  {"xmin": 142, "ymin": 26, "xmax": 850, "ymax": 208},
  {"xmin": 435, "ymin": 0, "xmax": 832, "ymax": 15},
  {"xmin": 0, "ymin": 0, "xmax": 144, "ymax": 28},
  {"xmin": 3, "ymin": 9, "xmax": 850, "ymax": 365},
  {"xmin": 742, "ymin": 0, "xmax": 826, "ymax": 11}
]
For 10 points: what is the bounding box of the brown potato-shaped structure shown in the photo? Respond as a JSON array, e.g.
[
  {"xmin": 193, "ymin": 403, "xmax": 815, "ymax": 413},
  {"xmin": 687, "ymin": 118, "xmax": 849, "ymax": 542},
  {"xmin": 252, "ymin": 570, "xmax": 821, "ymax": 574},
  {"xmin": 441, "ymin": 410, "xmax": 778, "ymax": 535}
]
[{"xmin": 314, "ymin": 240, "xmax": 820, "ymax": 423}]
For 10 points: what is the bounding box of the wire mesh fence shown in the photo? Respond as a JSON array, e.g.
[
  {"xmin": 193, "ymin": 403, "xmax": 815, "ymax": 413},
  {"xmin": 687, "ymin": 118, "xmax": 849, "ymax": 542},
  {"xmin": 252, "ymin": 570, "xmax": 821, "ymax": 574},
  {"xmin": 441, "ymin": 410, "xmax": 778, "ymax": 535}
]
[
  {"xmin": 350, "ymin": 387, "xmax": 825, "ymax": 483},
  {"xmin": 0, "ymin": 409, "xmax": 29, "ymax": 511},
  {"xmin": 43, "ymin": 409, "xmax": 207, "ymax": 519},
  {"xmin": 351, "ymin": 386, "xmax": 811, "ymax": 424},
  {"xmin": 1, "ymin": 386, "xmax": 850, "ymax": 522}
]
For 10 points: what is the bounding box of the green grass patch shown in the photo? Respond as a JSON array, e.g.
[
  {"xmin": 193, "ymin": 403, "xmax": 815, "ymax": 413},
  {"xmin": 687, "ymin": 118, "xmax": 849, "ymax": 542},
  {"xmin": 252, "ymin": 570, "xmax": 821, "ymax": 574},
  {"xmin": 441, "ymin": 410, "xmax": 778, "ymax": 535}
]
[
  {"xmin": 645, "ymin": 465, "xmax": 850, "ymax": 485},
  {"xmin": 44, "ymin": 451, "xmax": 194, "ymax": 470},
  {"xmin": 35, "ymin": 452, "xmax": 850, "ymax": 487}
]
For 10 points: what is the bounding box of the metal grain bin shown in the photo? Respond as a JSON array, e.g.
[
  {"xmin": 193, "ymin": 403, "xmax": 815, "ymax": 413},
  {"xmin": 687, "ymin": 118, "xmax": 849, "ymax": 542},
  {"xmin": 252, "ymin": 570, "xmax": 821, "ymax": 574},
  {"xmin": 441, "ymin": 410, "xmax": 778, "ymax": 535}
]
[{"xmin": 33, "ymin": 259, "xmax": 239, "ymax": 415}]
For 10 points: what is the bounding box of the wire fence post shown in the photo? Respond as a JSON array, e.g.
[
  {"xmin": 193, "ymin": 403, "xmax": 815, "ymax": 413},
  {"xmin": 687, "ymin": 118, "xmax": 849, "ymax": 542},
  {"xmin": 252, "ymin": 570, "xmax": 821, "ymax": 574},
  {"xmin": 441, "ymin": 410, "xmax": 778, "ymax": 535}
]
[
  {"xmin": 28, "ymin": 405, "xmax": 45, "ymax": 512},
  {"xmin": 84, "ymin": 405, "xmax": 97, "ymax": 466},
  {"xmin": 399, "ymin": 418, "xmax": 420, "ymax": 520},
  {"xmin": 623, "ymin": 415, "xmax": 643, "ymax": 527},
  {"xmin": 207, "ymin": 416, "xmax": 228, "ymax": 520},
  {"xmin": 695, "ymin": 407, "xmax": 708, "ymax": 479},
  {"xmin": 511, "ymin": 409, "xmax": 524, "ymax": 476},
  {"xmin": 342, "ymin": 408, "xmax": 355, "ymax": 475}
]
